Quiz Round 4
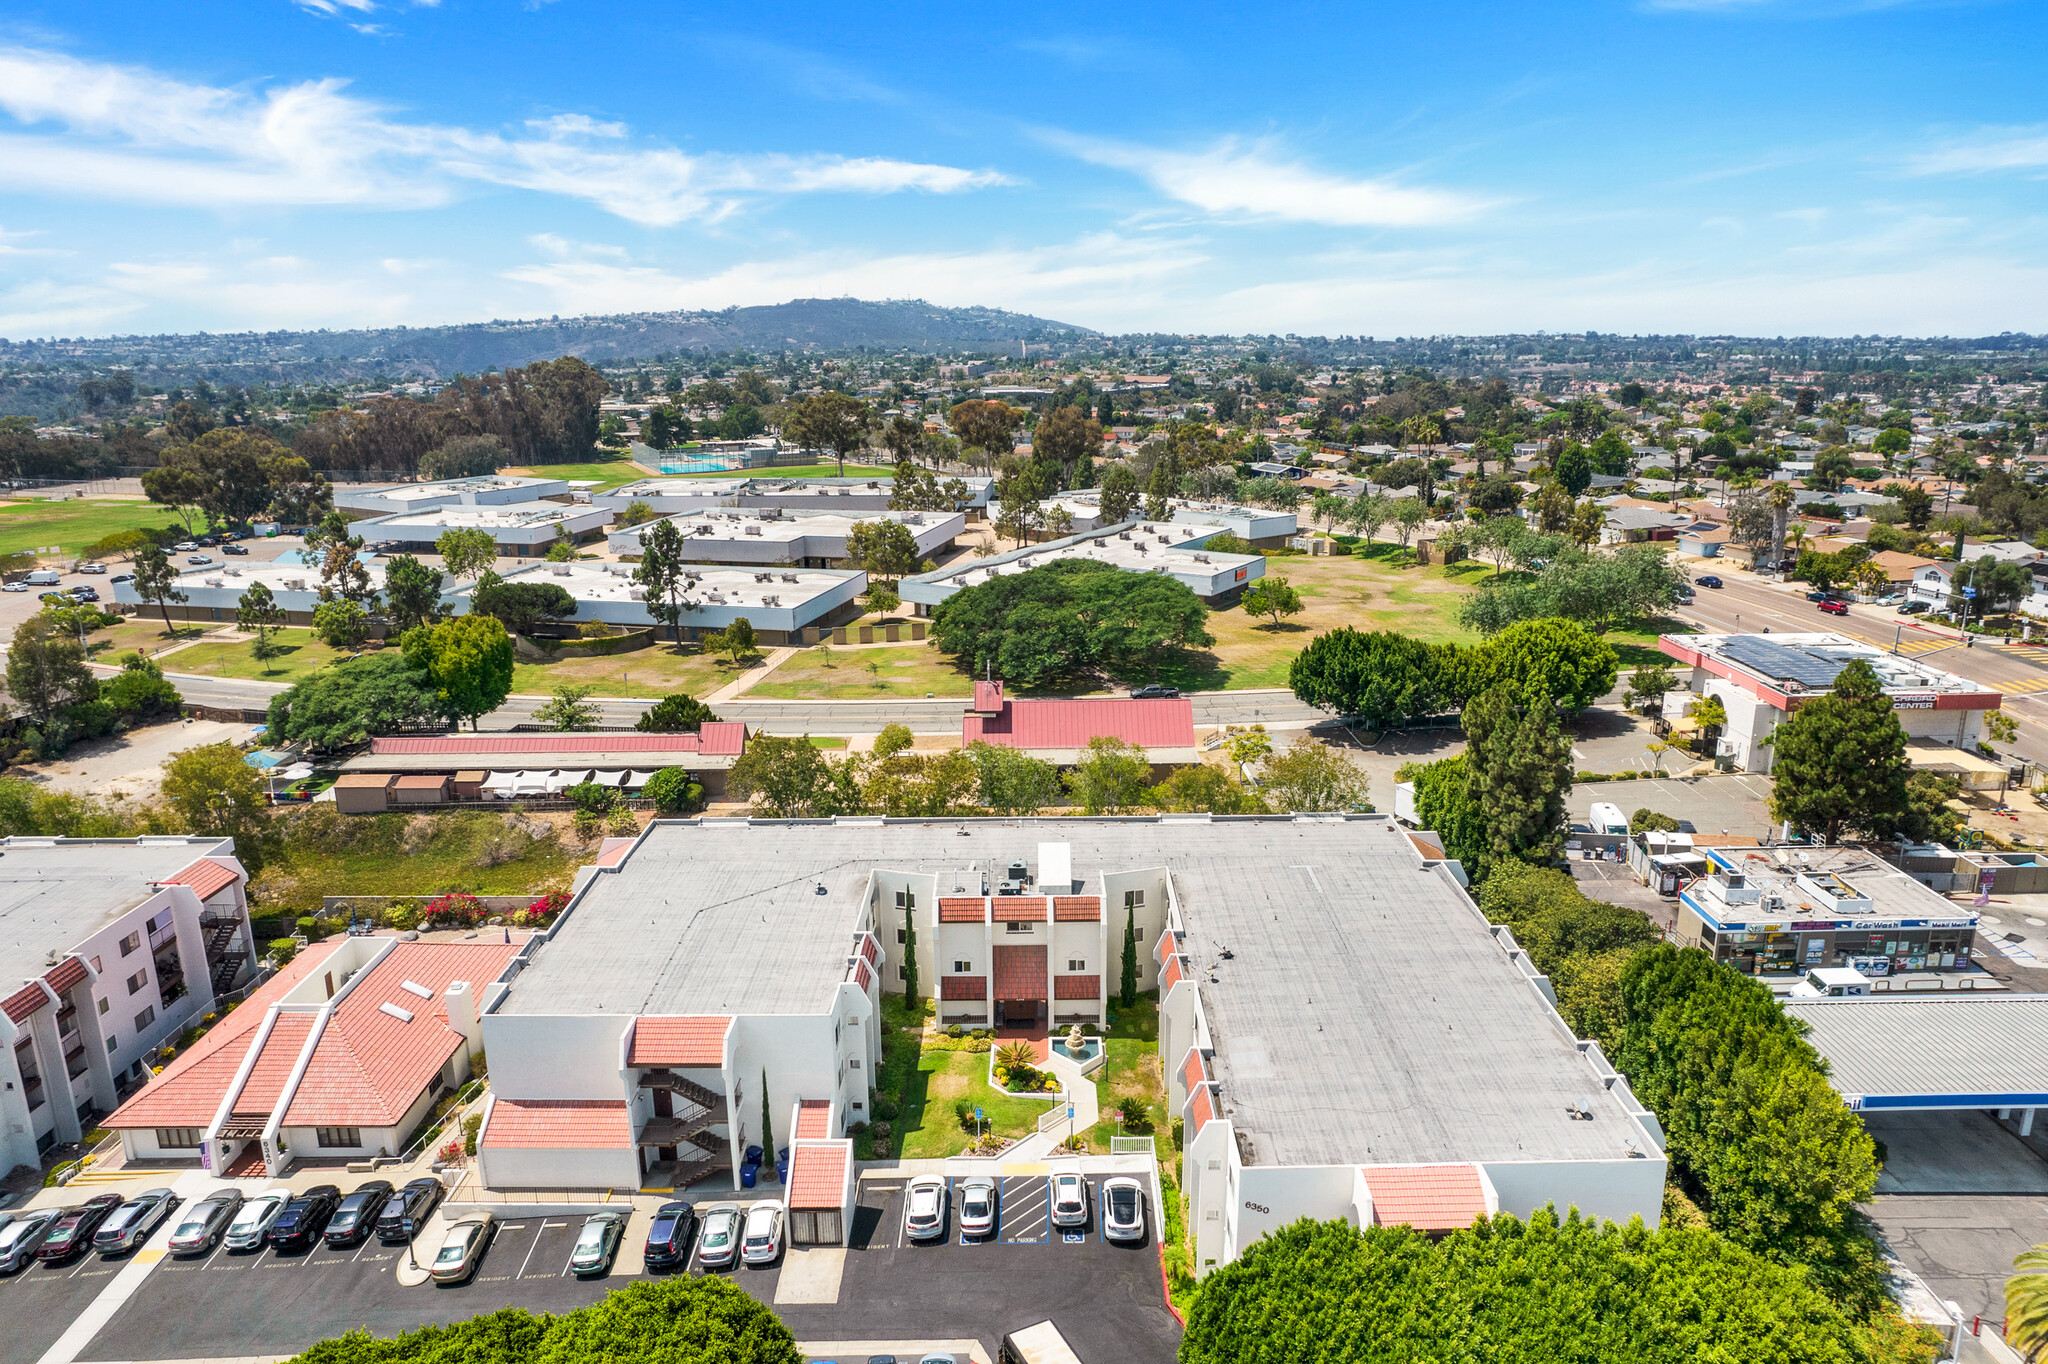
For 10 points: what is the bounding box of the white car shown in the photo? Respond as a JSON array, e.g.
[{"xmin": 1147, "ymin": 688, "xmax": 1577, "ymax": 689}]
[
  {"xmin": 695, "ymin": 1202, "xmax": 740, "ymax": 1269},
  {"xmin": 0, "ymin": 582, "xmax": 24, "ymax": 593},
  {"xmin": 739, "ymin": 1203, "xmax": 782, "ymax": 1265},
  {"xmin": 222, "ymin": 1189, "xmax": 291, "ymax": 1251},
  {"xmin": 1050, "ymin": 1171, "xmax": 1088, "ymax": 1229},
  {"xmin": 430, "ymin": 1211, "xmax": 494, "ymax": 1283},
  {"xmin": 174, "ymin": 542, "xmax": 196, "ymax": 552},
  {"xmin": 958, "ymin": 1176, "xmax": 997, "ymax": 1240},
  {"xmin": 904, "ymin": 1176, "xmax": 948, "ymax": 1241},
  {"xmin": 79, "ymin": 563, "xmax": 106, "ymax": 574},
  {"xmin": 1101, "ymin": 1177, "xmax": 1146, "ymax": 1242}
]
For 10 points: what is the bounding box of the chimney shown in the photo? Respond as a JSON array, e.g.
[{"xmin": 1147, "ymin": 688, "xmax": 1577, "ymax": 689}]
[{"xmin": 444, "ymin": 980, "xmax": 482, "ymax": 1057}]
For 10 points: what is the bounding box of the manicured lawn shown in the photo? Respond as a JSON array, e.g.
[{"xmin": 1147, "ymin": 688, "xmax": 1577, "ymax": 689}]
[
  {"xmin": 667, "ymin": 462, "xmax": 895, "ymax": 480},
  {"xmin": 1080, "ymin": 992, "xmax": 1165, "ymax": 1154},
  {"xmin": 155, "ymin": 629, "xmax": 388, "ymax": 682},
  {"xmin": 899, "ymin": 1048, "xmax": 1059, "ymax": 1158},
  {"xmin": 251, "ymin": 808, "xmax": 579, "ymax": 915},
  {"xmin": 746, "ymin": 644, "xmax": 977, "ymax": 700},
  {"xmin": 509, "ymin": 645, "xmax": 748, "ymax": 700},
  {"xmin": 502, "ymin": 459, "xmax": 651, "ymax": 491},
  {"xmin": 0, "ymin": 499, "xmax": 184, "ymax": 558}
]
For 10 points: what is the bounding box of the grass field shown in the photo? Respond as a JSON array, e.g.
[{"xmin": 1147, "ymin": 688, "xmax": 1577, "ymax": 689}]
[
  {"xmin": 162, "ymin": 632, "xmax": 384, "ymax": 682},
  {"xmin": 0, "ymin": 499, "xmax": 183, "ymax": 558},
  {"xmin": 252, "ymin": 808, "xmax": 579, "ymax": 914},
  {"xmin": 670, "ymin": 462, "xmax": 895, "ymax": 480},
  {"xmin": 509, "ymin": 644, "xmax": 748, "ymax": 700},
  {"xmin": 500, "ymin": 460, "xmax": 650, "ymax": 490},
  {"xmin": 746, "ymin": 643, "xmax": 976, "ymax": 700},
  {"xmin": 1080, "ymin": 993, "xmax": 1164, "ymax": 1154}
]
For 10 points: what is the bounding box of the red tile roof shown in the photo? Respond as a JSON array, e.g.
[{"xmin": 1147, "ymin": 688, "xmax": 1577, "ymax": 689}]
[
  {"xmin": 1361, "ymin": 1164, "xmax": 1490, "ymax": 1233},
  {"xmin": 787, "ymin": 1140, "xmax": 850, "ymax": 1210},
  {"xmin": 44, "ymin": 955, "xmax": 90, "ymax": 995},
  {"xmin": 940, "ymin": 975, "xmax": 986, "ymax": 1001},
  {"xmin": 1180, "ymin": 1049, "xmax": 1206, "ymax": 1094},
  {"xmin": 165, "ymin": 858, "xmax": 239, "ymax": 902},
  {"xmin": 853, "ymin": 959, "xmax": 874, "ymax": 993},
  {"xmin": 992, "ymin": 946, "xmax": 1046, "ymax": 1001},
  {"xmin": 2, "ymin": 982, "xmax": 48, "ymax": 1025},
  {"xmin": 482, "ymin": 1098, "xmax": 632, "ymax": 1150},
  {"xmin": 1161, "ymin": 955, "xmax": 1186, "ymax": 991},
  {"xmin": 629, "ymin": 1015, "xmax": 730, "ymax": 1067},
  {"xmin": 938, "ymin": 896, "xmax": 987, "ymax": 923},
  {"xmin": 795, "ymin": 1100, "xmax": 832, "ymax": 1139},
  {"xmin": 859, "ymin": 935, "xmax": 881, "ymax": 966},
  {"xmin": 107, "ymin": 943, "xmax": 345, "ymax": 1130},
  {"xmin": 963, "ymin": 697, "xmax": 1194, "ymax": 751},
  {"xmin": 993, "ymin": 896, "xmax": 1047, "ymax": 923},
  {"xmin": 1153, "ymin": 928, "xmax": 1176, "ymax": 964},
  {"xmin": 1187, "ymin": 1084, "xmax": 1215, "ymax": 1134},
  {"xmin": 370, "ymin": 723, "xmax": 745, "ymax": 756},
  {"xmin": 229, "ymin": 1012, "xmax": 315, "ymax": 1118},
  {"xmin": 1052, "ymin": 896, "xmax": 1101, "ymax": 922},
  {"xmin": 282, "ymin": 939, "xmax": 525, "ymax": 1127},
  {"xmin": 1053, "ymin": 974, "xmax": 1099, "ymax": 1000}
]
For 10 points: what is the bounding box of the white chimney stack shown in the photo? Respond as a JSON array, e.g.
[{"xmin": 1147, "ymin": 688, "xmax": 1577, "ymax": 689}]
[{"xmin": 444, "ymin": 980, "xmax": 482, "ymax": 1057}]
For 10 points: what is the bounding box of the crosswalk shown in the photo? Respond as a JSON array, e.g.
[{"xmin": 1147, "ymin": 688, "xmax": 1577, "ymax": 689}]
[{"xmin": 1998, "ymin": 677, "xmax": 2048, "ymax": 696}]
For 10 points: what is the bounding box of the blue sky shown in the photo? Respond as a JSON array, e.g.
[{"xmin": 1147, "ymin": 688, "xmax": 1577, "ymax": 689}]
[{"xmin": 0, "ymin": 0, "xmax": 2044, "ymax": 339}]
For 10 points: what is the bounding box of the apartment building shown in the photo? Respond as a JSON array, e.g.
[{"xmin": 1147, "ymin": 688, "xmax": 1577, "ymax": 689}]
[{"xmin": 0, "ymin": 838, "xmax": 255, "ymax": 1172}]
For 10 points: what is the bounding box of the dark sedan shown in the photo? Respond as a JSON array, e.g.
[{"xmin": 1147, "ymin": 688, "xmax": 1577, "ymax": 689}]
[
  {"xmin": 167, "ymin": 1189, "xmax": 244, "ymax": 1256},
  {"xmin": 643, "ymin": 1200, "xmax": 698, "ymax": 1271},
  {"xmin": 375, "ymin": 1176, "xmax": 445, "ymax": 1244},
  {"xmin": 323, "ymin": 1180, "xmax": 393, "ymax": 1247},
  {"xmin": 1128, "ymin": 683, "xmax": 1180, "ymax": 699},
  {"xmin": 36, "ymin": 1194, "xmax": 124, "ymax": 1263},
  {"xmin": 1695, "ymin": 575, "xmax": 1723, "ymax": 588},
  {"xmin": 266, "ymin": 1184, "xmax": 340, "ymax": 1251}
]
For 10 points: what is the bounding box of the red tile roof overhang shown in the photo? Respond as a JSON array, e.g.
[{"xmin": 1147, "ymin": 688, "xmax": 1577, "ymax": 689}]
[
  {"xmin": 166, "ymin": 858, "xmax": 239, "ymax": 901},
  {"xmin": 940, "ymin": 975, "xmax": 986, "ymax": 1001},
  {"xmin": 787, "ymin": 1140, "xmax": 851, "ymax": 1210},
  {"xmin": 1053, "ymin": 974, "xmax": 1099, "ymax": 1000},
  {"xmin": 629, "ymin": 1015, "xmax": 731, "ymax": 1067},
  {"xmin": 1360, "ymin": 1163, "xmax": 1492, "ymax": 1233},
  {"xmin": 483, "ymin": 1098, "xmax": 633, "ymax": 1150}
]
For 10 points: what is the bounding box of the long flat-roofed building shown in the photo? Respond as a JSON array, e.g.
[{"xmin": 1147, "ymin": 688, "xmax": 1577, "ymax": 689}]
[
  {"xmin": 0, "ymin": 837, "xmax": 256, "ymax": 1172},
  {"xmin": 337, "ymin": 475, "xmax": 571, "ymax": 516},
  {"xmin": 111, "ymin": 558, "xmax": 469, "ymax": 627},
  {"xmin": 1038, "ymin": 495, "xmax": 1296, "ymax": 547},
  {"xmin": 596, "ymin": 474, "xmax": 993, "ymax": 518},
  {"xmin": 356, "ymin": 500, "xmax": 613, "ymax": 555},
  {"xmin": 466, "ymin": 560, "xmax": 868, "ymax": 643},
  {"xmin": 1659, "ymin": 631, "xmax": 2002, "ymax": 773},
  {"xmin": 476, "ymin": 817, "xmax": 1665, "ymax": 1266},
  {"xmin": 608, "ymin": 508, "xmax": 963, "ymax": 568},
  {"xmin": 900, "ymin": 519, "xmax": 1265, "ymax": 610}
]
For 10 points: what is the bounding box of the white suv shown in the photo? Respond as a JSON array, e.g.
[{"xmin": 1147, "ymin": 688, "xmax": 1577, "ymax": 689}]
[{"xmin": 1050, "ymin": 1171, "xmax": 1088, "ymax": 1229}]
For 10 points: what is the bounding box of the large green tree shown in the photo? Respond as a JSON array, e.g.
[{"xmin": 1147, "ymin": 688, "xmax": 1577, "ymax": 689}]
[
  {"xmin": 1480, "ymin": 617, "xmax": 1618, "ymax": 714},
  {"xmin": 1288, "ymin": 627, "xmax": 1449, "ymax": 730},
  {"xmin": 1065, "ymin": 736, "xmax": 1152, "ymax": 814},
  {"xmin": 6, "ymin": 610, "xmax": 96, "ymax": 727},
  {"xmin": 470, "ymin": 572, "xmax": 577, "ymax": 636},
  {"xmin": 235, "ymin": 581, "xmax": 288, "ymax": 669},
  {"xmin": 436, "ymin": 527, "xmax": 498, "ymax": 580},
  {"xmin": 266, "ymin": 652, "xmax": 443, "ymax": 749},
  {"xmin": 930, "ymin": 560, "xmax": 1210, "ymax": 689},
  {"xmin": 130, "ymin": 543, "xmax": 188, "ymax": 635},
  {"xmin": 1767, "ymin": 658, "xmax": 1910, "ymax": 843},
  {"xmin": 1461, "ymin": 682, "xmax": 1574, "ymax": 876},
  {"xmin": 782, "ymin": 391, "xmax": 872, "ymax": 476},
  {"xmin": 632, "ymin": 517, "xmax": 695, "ymax": 643},
  {"xmin": 161, "ymin": 742, "xmax": 275, "ymax": 872},
  {"xmin": 964, "ymin": 741, "xmax": 1064, "ymax": 815},
  {"xmin": 380, "ymin": 554, "xmax": 445, "ymax": 632},
  {"xmin": 402, "ymin": 613, "xmax": 515, "ymax": 730},
  {"xmin": 638, "ymin": 693, "xmax": 718, "ymax": 733},
  {"xmin": 842, "ymin": 518, "xmax": 921, "ymax": 583},
  {"xmin": 726, "ymin": 735, "xmax": 860, "ymax": 818}
]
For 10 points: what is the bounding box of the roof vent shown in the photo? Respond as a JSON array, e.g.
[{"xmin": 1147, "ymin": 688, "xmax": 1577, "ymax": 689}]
[
  {"xmin": 400, "ymin": 979, "xmax": 434, "ymax": 999},
  {"xmin": 379, "ymin": 1001, "xmax": 415, "ymax": 1023}
]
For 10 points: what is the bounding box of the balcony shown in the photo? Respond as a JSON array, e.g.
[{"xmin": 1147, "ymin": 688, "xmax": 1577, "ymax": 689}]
[{"xmin": 149, "ymin": 921, "xmax": 178, "ymax": 953}]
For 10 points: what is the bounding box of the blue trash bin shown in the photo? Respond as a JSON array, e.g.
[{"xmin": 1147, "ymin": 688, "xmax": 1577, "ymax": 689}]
[
  {"xmin": 740, "ymin": 1163, "xmax": 758, "ymax": 1189},
  {"xmin": 775, "ymin": 1157, "xmax": 788, "ymax": 1184},
  {"xmin": 744, "ymin": 1145, "xmax": 764, "ymax": 1166}
]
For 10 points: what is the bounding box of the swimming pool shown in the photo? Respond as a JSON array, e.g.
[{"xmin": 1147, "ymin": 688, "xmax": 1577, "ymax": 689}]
[{"xmin": 659, "ymin": 458, "xmax": 741, "ymax": 474}]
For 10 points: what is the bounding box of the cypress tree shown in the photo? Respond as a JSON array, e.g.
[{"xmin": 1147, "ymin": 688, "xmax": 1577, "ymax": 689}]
[
  {"xmin": 1461, "ymin": 681, "xmax": 1573, "ymax": 877},
  {"xmin": 902, "ymin": 901, "xmax": 918, "ymax": 1006},
  {"xmin": 759, "ymin": 1067, "xmax": 773, "ymax": 1169},
  {"xmin": 1119, "ymin": 903, "xmax": 1138, "ymax": 1008}
]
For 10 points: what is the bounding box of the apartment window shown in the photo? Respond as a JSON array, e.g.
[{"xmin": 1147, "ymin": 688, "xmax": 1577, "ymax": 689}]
[
  {"xmin": 1005, "ymin": 921, "xmax": 1031, "ymax": 934},
  {"xmin": 155, "ymin": 1127, "xmax": 201, "ymax": 1149},
  {"xmin": 90, "ymin": 956, "xmax": 101, "ymax": 974},
  {"xmin": 106, "ymin": 1036, "xmax": 117, "ymax": 1054},
  {"xmin": 119, "ymin": 931, "xmax": 141, "ymax": 957},
  {"xmin": 1124, "ymin": 889, "xmax": 1145, "ymax": 910},
  {"xmin": 315, "ymin": 1127, "xmax": 362, "ymax": 1149},
  {"xmin": 898, "ymin": 965, "xmax": 906, "ymax": 980},
  {"xmin": 97, "ymin": 998, "xmax": 109, "ymax": 1016},
  {"xmin": 952, "ymin": 960, "xmax": 972, "ymax": 973},
  {"xmin": 894, "ymin": 889, "xmax": 916, "ymax": 910},
  {"xmin": 1068, "ymin": 959, "xmax": 1086, "ymax": 972},
  {"xmin": 846, "ymin": 1058, "xmax": 861, "ymax": 1071},
  {"xmin": 132, "ymin": 1006, "xmax": 154, "ymax": 1033},
  {"xmin": 127, "ymin": 970, "xmax": 147, "ymax": 995},
  {"xmin": 896, "ymin": 928, "xmax": 906, "ymax": 944}
]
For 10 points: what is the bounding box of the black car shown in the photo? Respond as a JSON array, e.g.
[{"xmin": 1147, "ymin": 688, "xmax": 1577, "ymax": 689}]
[
  {"xmin": 1695, "ymin": 575, "xmax": 1723, "ymax": 588},
  {"xmin": 1128, "ymin": 684, "xmax": 1180, "ymax": 699},
  {"xmin": 375, "ymin": 1176, "xmax": 445, "ymax": 1243},
  {"xmin": 643, "ymin": 1200, "xmax": 698, "ymax": 1270},
  {"xmin": 1899, "ymin": 600, "xmax": 1931, "ymax": 615},
  {"xmin": 323, "ymin": 1180, "xmax": 394, "ymax": 1246},
  {"xmin": 36, "ymin": 1194, "xmax": 124, "ymax": 1263},
  {"xmin": 266, "ymin": 1184, "xmax": 341, "ymax": 1251},
  {"xmin": 223, "ymin": 543, "xmax": 249, "ymax": 555}
]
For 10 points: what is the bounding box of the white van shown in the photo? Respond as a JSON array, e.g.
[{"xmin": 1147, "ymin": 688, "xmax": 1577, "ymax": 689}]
[
  {"xmin": 1588, "ymin": 801, "xmax": 1629, "ymax": 836},
  {"xmin": 24, "ymin": 569, "xmax": 60, "ymax": 587},
  {"xmin": 1001, "ymin": 1322, "xmax": 1082, "ymax": 1364}
]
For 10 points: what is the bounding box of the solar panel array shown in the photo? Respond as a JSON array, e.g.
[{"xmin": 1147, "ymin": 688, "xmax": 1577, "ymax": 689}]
[{"xmin": 1718, "ymin": 637, "xmax": 1849, "ymax": 689}]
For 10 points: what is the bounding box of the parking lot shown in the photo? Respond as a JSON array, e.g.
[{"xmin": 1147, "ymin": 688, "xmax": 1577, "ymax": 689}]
[{"xmin": 0, "ymin": 1168, "xmax": 1180, "ymax": 1364}]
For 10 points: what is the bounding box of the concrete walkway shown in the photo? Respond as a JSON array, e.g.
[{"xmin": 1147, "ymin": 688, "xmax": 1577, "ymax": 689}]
[
  {"xmin": 703, "ymin": 647, "xmax": 798, "ymax": 704},
  {"xmin": 1000, "ymin": 1046, "xmax": 1101, "ymax": 1161}
]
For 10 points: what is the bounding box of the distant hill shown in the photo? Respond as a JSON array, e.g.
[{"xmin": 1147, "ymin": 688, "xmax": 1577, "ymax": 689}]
[{"xmin": 0, "ymin": 298, "xmax": 1098, "ymax": 384}]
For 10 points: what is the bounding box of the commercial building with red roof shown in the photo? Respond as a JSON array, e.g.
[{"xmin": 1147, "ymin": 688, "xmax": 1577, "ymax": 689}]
[
  {"xmin": 105, "ymin": 932, "xmax": 528, "ymax": 1175},
  {"xmin": 0, "ymin": 836, "xmax": 255, "ymax": 1175},
  {"xmin": 335, "ymin": 725, "xmax": 750, "ymax": 796},
  {"xmin": 961, "ymin": 681, "xmax": 1198, "ymax": 766}
]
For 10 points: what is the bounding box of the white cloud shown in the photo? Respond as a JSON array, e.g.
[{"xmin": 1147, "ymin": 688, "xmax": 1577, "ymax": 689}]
[
  {"xmin": 1905, "ymin": 126, "xmax": 2048, "ymax": 175},
  {"xmin": 502, "ymin": 232, "xmax": 1205, "ymax": 326},
  {"xmin": 0, "ymin": 45, "xmax": 1007, "ymax": 226},
  {"xmin": 1049, "ymin": 132, "xmax": 1490, "ymax": 227}
]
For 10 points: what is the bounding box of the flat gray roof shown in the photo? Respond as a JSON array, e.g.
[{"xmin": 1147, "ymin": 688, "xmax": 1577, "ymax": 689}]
[
  {"xmin": 501, "ymin": 817, "xmax": 1639, "ymax": 1168},
  {"xmin": 1785, "ymin": 995, "xmax": 2048, "ymax": 1107},
  {"xmin": 0, "ymin": 837, "xmax": 236, "ymax": 978}
]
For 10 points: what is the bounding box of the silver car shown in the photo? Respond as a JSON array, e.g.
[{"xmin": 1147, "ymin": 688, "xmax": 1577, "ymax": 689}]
[
  {"xmin": 904, "ymin": 1176, "xmax": 948, "ymax": 1242},
  {"xmin": 222, "ymin": 1189, "xmax": 291, "ymax": 1251},
  {"xmin": 0, "ymin": 1209, "xmax": 61, "ymax": 1272},
  {"xmin": 1050, "ymin": 1171, "xmax": 1088, "ymax": 1230},
  {"xmin": 1101, "ymin": 1177, "xmax": 1145, "ymax": 1242},
  {"xmin": 568, "ymin": 1210, "xmax": 624, "ymax": 1276},
  {"xmin": 739, "ymin": 1203, "xmax": 782, "ymax": 1266},
  {"xmin": 168, "ymin": 1189, "xmax": 244, "ymax": 1255},
  {"xmin": 695, "ymin": 1202, "xmax": 741, "ymax": 1269},
  {"xmin": 958, "ymin": 1176, "xmax": 997, "ymax": 1240},
  {"xmin": 93, "ymin": 1187, "xmax": 179, "ymax": 1254}
]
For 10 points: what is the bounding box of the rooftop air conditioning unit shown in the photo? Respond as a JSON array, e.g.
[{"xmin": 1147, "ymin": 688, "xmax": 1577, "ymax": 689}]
[
  {"xmin": 203, "ymin": 576, "xmax": 223, "ymax": 588},
  {"xmin": 285, "ymin": 577, "xmax": 307, "ymax": 591},
  {"xmin": 756, "ymin": 572, "xmax": 772, "ymax": 582},
  {"xmin": 765, "ymin": 595, "xmax": 780, "ymax": 606},
  {"xmin": 1194, "ymin": 553, "xmax": 1210, "ymax": 563},
  {"xmin": 550, "ymin": 563, "xmax": 571, "ymax": 575},
  {"xmin": 629, "ymin": 587, "xmax": 647, "ymax": 600},
  {"xmin": 1118, "ymin": 531, "xmax": 1131, "ymax": 540},
  {"xmin": 708, "ymin": 592, "xmax": 726, "ymax": 604},
  {"xmin": 744, "ymin": 525, "xmax": 762, "ymax": 536}
]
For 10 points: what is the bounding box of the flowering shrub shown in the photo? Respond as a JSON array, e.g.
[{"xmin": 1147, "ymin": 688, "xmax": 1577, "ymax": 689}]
[
  {"xmin": 437, "ymin": 1137, "xmax": 465, "ymax": 1164},
  {"xmin": 527, "ymin": 892, "xmax": 569, "ymax": 925},
  {"xmin": 420, "ymin": 893, "xmax": 487, "ymax": 929}
]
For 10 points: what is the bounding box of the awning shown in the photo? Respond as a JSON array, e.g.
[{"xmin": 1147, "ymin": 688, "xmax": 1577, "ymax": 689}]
[
  {"xmin": 590, "ymin": 770, "xmax": 628, "ymax": 787},
  {"xmin": 626, "ymin": 770, "xmax": 666, "ymax": 788}
]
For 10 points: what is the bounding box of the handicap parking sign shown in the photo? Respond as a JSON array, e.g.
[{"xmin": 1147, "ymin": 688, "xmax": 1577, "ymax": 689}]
[{"xmin": 1062, "ymin": 1231, "xmax": 1086, "ymax": 1244}]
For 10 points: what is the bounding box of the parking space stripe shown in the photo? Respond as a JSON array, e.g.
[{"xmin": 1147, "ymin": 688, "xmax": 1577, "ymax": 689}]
[{"xmin": 519, "ymin": 1222, "xmax": 564, "ymax": 1279}]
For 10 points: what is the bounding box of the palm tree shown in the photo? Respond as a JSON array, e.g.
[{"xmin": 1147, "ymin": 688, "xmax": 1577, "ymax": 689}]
[
  {"xmin": 1766, "ymin": 481, "xmax": 1796, "ymax": 567},
  {"xmin": 2008, "ymin": 1245, "xmax": 2048, "ymax": 1360}
]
